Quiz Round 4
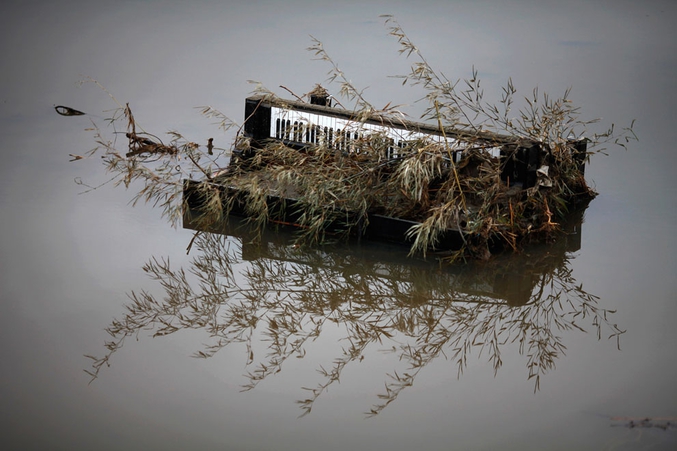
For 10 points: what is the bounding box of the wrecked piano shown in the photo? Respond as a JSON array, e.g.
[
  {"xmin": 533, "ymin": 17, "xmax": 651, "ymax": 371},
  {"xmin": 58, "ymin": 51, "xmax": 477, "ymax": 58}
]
[{"xmin": 184, "ymin": 89, "xmax": 592, "ymax": 258}]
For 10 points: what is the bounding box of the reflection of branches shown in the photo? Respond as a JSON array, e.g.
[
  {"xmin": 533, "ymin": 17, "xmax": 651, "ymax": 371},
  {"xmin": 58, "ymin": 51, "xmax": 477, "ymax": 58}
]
[
  {"xmin": 87, "ymin": 225, "xmax": 624, "ymax": 417},
  {"xmin": 369, "ymin": 260, "xmax": 623, "ymax": 416}
]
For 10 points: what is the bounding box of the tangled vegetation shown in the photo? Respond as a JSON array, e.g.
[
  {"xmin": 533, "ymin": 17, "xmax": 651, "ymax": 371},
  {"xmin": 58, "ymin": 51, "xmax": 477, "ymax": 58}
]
[
  {"xmin": 69, "ymin": 17, "xmax": 635, "ymax": 262},
  {"xmin": 68, "ymin": 18, "xmax": 636, "ymax": 416}
]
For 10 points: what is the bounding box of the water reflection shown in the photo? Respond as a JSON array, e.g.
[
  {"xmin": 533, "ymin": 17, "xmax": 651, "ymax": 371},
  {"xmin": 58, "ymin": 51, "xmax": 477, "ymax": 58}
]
[{"xmin": 88, "ymin": 204, "xmax": 624, "ymax": 417}]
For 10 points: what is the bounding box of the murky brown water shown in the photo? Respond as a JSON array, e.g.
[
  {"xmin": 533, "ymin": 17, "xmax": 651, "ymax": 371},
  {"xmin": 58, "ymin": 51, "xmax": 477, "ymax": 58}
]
[{"xmin": 1, "ymin": 1, "xmax": 675, "ymax": 450}]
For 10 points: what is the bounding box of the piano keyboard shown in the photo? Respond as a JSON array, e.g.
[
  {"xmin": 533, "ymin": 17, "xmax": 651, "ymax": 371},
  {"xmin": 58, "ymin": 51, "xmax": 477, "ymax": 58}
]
[
  {"xmin": 242, "ymin": 95, "xmax": 581, "ymax": 188},
  {"xmin": 269, "ymin": 105, "xmax": 502, "ymax": 161}
]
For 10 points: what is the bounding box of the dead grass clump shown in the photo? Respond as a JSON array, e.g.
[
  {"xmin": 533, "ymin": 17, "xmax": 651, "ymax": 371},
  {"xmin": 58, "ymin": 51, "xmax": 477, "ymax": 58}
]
[{"xmin": 209, "ymin": 121, "xmax": 597, "ymax": 260}]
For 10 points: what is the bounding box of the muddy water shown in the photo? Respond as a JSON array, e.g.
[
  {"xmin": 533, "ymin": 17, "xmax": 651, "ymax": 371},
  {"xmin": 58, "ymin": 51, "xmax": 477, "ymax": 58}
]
[{"xmin": 1, "ymin": 1, "xmax": 675, "ymax": 450}]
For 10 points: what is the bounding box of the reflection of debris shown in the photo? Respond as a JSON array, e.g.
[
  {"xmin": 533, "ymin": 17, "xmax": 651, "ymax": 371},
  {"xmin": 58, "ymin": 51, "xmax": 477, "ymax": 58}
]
[
  {"xmin": 54, "ymin": 105, "xmax": 85, "ymax": 116},
  {"xmin": 90, "ymin": 216, "xmax": 625, "ymax": 416},
  {"xmin": 610, "ymin": 416, "xmax": 677, "ymax": 430}
]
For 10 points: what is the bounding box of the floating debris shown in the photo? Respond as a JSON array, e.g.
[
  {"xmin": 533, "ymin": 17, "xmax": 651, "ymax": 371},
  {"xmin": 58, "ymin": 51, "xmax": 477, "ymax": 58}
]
[
  {"xmin": 610, "ymin": 416, "xmax": 677, "ymax": 431},
  {"xmin": 54, "ymin": 105, "xmax": 85, "ymax": 116},
  {"xmin": 68, "ymin": 17, "xmax": 636, "ymax": 261},
  {"xmin": 184, "ymin": 92, "xmax": 595, "ymax": 261}
]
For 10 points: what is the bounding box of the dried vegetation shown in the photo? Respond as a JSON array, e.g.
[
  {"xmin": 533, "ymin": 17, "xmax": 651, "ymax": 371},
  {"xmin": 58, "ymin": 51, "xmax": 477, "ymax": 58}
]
[
  {"xmin": 69, "ymin": 18, "xmax": 635, "ymax": 416},
  {"xmin": 72, "ymin": 19, "xmax": 636, "ymax": 261}
]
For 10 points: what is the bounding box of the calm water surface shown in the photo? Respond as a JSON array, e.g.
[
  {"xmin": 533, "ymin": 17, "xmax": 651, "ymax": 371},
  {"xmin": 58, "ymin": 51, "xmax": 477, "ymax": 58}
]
[{"xmin": 1, "ymin": 1, "xmax": 675, "ymax": 450}]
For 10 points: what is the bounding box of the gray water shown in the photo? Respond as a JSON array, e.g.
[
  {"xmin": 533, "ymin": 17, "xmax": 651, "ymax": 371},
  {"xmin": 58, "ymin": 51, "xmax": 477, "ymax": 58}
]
[{"xmin": 1, "ymin": 1, "xmax": 676, "ymax": 450}]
